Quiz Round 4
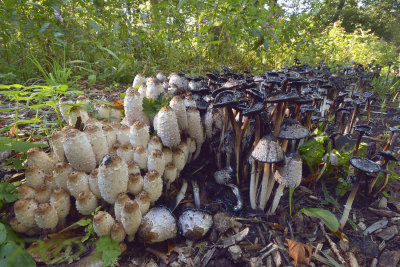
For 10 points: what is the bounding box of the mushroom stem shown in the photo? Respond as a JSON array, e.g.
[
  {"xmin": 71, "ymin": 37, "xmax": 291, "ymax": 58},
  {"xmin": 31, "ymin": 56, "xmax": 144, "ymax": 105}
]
[
  {"xmin": 249, "ymin": 159, "xmax": 258, "ymax": 209},
  {"xmin": 226, "ymin": 107, "xmax": 241, "ymax": 184},
  {"xmin": 173, "ymin": 180, "xmax": 188, "ymax": 211},
  {"xmin": 226, "ymin": 183, "xmax": 242, "ymax": 211},
  {"xmin": 269, "ymin": 183, "xmax": 285, "ymax": 214},
  {"xmin": 339, "ymin": 178, "xmax": 361, "ymax": 230},
  {"xmin": 345, "ymin": 103, "xmax": 359, "ymax": 135},
  {"xmin": 217, "ymin": 108, "xmax": 230, "ymax": 169},
  {"xmin": 263, "ymin": 171, "xmax": 276, "ymax": 208},
  {"xmin": 258, "ymin": 163, "xmax": 271, "ymax": 210},
  {"xmin": 191, "ymin": 180, "xmax": 200, "ymax": 209}
]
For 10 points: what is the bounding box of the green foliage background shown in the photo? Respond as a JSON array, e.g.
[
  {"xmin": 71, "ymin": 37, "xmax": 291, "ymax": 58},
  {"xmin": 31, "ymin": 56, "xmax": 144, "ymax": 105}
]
[{"xmin": 0, "ymin": 0, "xmax": 399, "ymax": 83}]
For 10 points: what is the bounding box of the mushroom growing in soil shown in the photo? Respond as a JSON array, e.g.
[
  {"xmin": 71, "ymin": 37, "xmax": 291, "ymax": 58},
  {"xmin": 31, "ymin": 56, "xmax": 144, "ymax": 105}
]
[
  {"xmin": 50, "ymin": 130, "xmax": 66, "ymax": 162},
  {"xmin": 35, "ymin": 203, "xmax": 58, "ymax": 230},
  {"xmin": 63, "ymin": 129, "xmax": 96, "ymax": 173},
  {"xmin": 93, "ymin": 211, "xmax": 115, "ymax": 237},
  {"xmin": 121, "ymin": 200, "xmax": 142, "ymax": 238},
  {"xmin": 186, "ymin": 107, "xmax": 204, "ymax": 160},
  {"xmin": 214, "ymin": 167, "xmax": 243, "ymax": 211},
  {"xmin": 110, "ymin": 222, "xmax": 126, "ymax": 243},
  {"xmin": 178, "ymin": 209, "xmax": 213, "ymax": 240},
  {"xmin": 339, "ymin": 156, "xmax": 381, "ymax": 229},
  {"xmin": 14, "ymin": 198, "xmax": 38, "ymax": 228},
  {"xmin": 269, "ymin": 153, "xmax": 302, "ymax": 214},
  {"xmin": 53, "ymin": 162, "xmax": 72, "ymax": 192},
  {"xmin": 124, "ymin": 87, "xmax": 150, "ymax": 126},
  {"xmin": 156, "ymin": 106, "xmax": 181, "ymax": 148},
  {"xmin": 138, "ymin": 206, "xmax": 177, "ymax": 243},
  {"xmin": 76, "ymin": 191, "xmax": 98, "ymax": 215},
  {"xmin": 250, "ymin": 135, "xmax": 284, "ymax": 210},
  {"xmin": 143, "ymin": 170, "xmax": 163, "ymax": 204},
  {"xmin": 25, "ymin": 166, "xmax": 45, "ymax": 189},
  {"xmin": 169, "ymin": 96, "xmax": 188, "ymax": 131},
  {"xmin": 147, "ymin": 150, "xmax": 165, "ymax": 176},
  {"xmin": 128, "ymin": 173, "xmax": 144, "ymax": 196}
]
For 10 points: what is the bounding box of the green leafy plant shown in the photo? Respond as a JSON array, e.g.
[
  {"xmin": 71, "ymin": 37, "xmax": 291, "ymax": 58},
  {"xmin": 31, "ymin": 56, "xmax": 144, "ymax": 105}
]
[
  {"xmin": 142, "ymin": 93, "xmax": 172, "ymax": 117},
  {"xmin": 297, "ymin": 208, "xmax": 340, "ymax": 233},
  {"xmin": 91, "ymin": 236, "xmax": 121, "ymax": 267}
]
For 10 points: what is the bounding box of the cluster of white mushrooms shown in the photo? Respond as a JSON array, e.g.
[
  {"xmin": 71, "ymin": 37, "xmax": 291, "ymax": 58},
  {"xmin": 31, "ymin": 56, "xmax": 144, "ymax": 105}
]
[{"xmin": 12, "ymin": 72, "xmax": 214, "ymax": 244}]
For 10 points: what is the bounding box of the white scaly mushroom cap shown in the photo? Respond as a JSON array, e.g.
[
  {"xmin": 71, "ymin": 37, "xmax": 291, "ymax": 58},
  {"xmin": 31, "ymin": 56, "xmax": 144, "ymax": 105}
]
[
  {"xmin": 138, "ymin": 206, "xmax": 177, "ymax": 243},
  {"xmin": 135, "ymin": 191, "xmax": 151, "ymax": 215},
  {"xmin": 169, "ymin": 72, "xmax": 188, "ymax": 90},
  {"xmin": 25, "ymin": 166, "xmax": 45, "ymax": 189},
  {"xmin": 50, "ymin": 188, "xmax": 70, "ymax": 220},
  {"xmin": 153, "ymin": 112, "xmax": 158, "ymax": 132},
  {"xmin": 76, "ymin": 95, "xmax": 90, "ymax": 105},
  {"xmin": 132, "ymin": 73, "xmax": 147, "ymax": 88},
  {"xmin": 14, "ymin": 198, "xmax": 37, "ymax": 228},
  {"xmin": 172, "ymin": 148, "xmax": 186, "ymax": 172},
  {"xmin": 274, "ymin": 153, "xmax": 302, "ymax": 188},
  {"xmin": 85, "ymin": 118, "xmax": 103, "ymax": 129},
  {"xmin": 63, "ymin": 129, "xmax": 96, "ymax": 173},
  {"xmin": 169, "ymin": 96, "xmax": 188, "ymax": 131},
  {"xmin": 156, "ymin": 72, "xmax": 167, "ymax": 83},
  {"xmin": 124, "ymin": 87, "xmax": 150, "ymax": 126},
  {"xmin": 162, "ymin": 147, "xmax": 172, "ymax": 165},
  {"xmin": 147, "ymin": 149, "xmax": 165, "ymax": 176},
  {"xmin": 67, "ymin": 171, "xmax": 90, "ymax": 198},
  {"xmin": 93, "ymin": 211, "xmax": 115, "ymax": 237},
  {"xmin": 111, "ymin": 222, "xmax": 126, "ymax": 243},
  {"xmin": 163, "ymin": 163, "xmax": 178, "ymax": 186},
  {"xmin": 77, "ymin": 106, "xmax": 90, "ymax": 124},
  {"xmin": 143, "ymin": 170, "xmax": 163, "ymax": 204},
  {"xmin": 85, "ymin": 124, "xmax": 109, "ymax": 164},
  {"xmin": 34, "ymin": 184, "xmax": 51, "ymax": 203},
  {"xmin": 178, "ymin": 141, "xmax": 189, "ymax": 163},
  {"xmin": 186, "ymin": 107, "xmax": 204, "ymax": 146},
  {"xmin": 45, "ymin": 174, "xmax": 56, "ymax": 191},
  {"xmin": 129, "ymin": 121, "xmax": 150, "ymax": 148},
  {"xmin": 114, "ymin": 193, "xmax": 131, "ymax": 222},
  {"xmin": 53, "ymin": 162, "xmax": 72, "ymax": 191},
  {"xmin": 116, "ymin": 143, "xmax": 134, "ymax": 163},
  {"xmin": 146, "ymin": 77, "xmax": 164, "ymax": 99},
  {"xmin": 127, "ymin": 160, "xmax": 141, "ymax": 175},
  {"xmin": 102, "ymin": 125, "xmax": 117, "ymax": 151},
  {"xmin": 50, "ymin": 130, "xmax": 65, "ymax": 162},
  {"xmin": 98, "ymin": 154, "xmax": 129, "ymax": 204},
  {"xmin": 96, "ymin": 104, "xmax": 111, "ymax": 119},
  {"xmin": 110, "ymin": 108, "xmax": 122, "ymax": 122},
  {"xmin": 178, "ymin": 209, "xmax": 213, "ymax": 240},
  {"xmin": 147, "ymin": 136, "xmax": 163, "ymax": 152},
  {"xmin": 138, "ymin": 84, "xmax": 147, "ymax": 97},
  {"xmin": 187, "ymin": 137, "xmax": 196, "ymax": 154},
  {"xmin": 26, "ymin": 148, "xmax": 54, "ymax": 176},
  {"xmin": 66, "ymin": 106, "xmax": 80, "ymax": 126},
  {"xmin": 128, "ymin": 173, "xmax": 143, "ymax": 196},
  {"xmin": 35, "ymin": 203, "xmax": 58, "ymax": 229},
  {"xmin": 156, "ymin": 106, "xmax": 181, "ymax": 148},
  {"xmin": 121, "ymin": 200, "xmax": 142, "ymax": 236},
  {"xmin": 10, "ymin": 217, "xmax": 31, "ymax": 234},
  {"xmin": 76, "ymin": 191, "xmax": 98, "ymax": 215},
  {"xmin": 89, "ymin": 169, "xmax": 102, "ymax": 198},
  {"xmin": 17, "ymin": 184, "xmax": 35, "ymax": 200},
  {"xmin": 134, "ymin": 146, "xmax": 148, "ymax": 170},
  {"xmin": 113, "ymin": 123, "xmax": 131, "ymax": 144},
  {"xmin": 184, "ymin": 95, "xmax": 197, "ymax": 109}
]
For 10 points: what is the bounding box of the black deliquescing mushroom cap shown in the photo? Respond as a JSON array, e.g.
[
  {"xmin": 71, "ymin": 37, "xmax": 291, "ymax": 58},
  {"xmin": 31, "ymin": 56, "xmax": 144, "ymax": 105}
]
[
  {"xmin": 378, "ymin": 151, "xmax": 398, "ymax": 162},
  {"xmin": 294, "ymin": 96, "xmax": 314, "ymax": 105},
  {"xmin": 278, "ymin": 119, "xmax": 311, "ymax": 140},
  {"xmin": 242, "ymin": 101, "xmax": 265, "ymax": 116},
  {"xmin": 349, "ymin": 156, "xmax": 381, "ymax": 173},
  {"xmin": 265, "ymin": 90, "xmax": 300, "ymax": 103},
  {"xmin": 195, "ymin": 97, "xmax": 208, "ymax": 111},
  {"xmin": 251, "ymin": 135, "xmax": 284, "ymax": 163},
  {"xmin": 353, "ymin": 124, "xmax": 372, "ymax": 133},
  {"xmin": 246, "ymin": 88, "xmax": 264, "ymax": 101},
  {"xmin": 363, "ymin": 91, "xmax": 373, "ymax": 98},
  {"xmin": 213, "ymin": 90, "xmax": 238, "ymax": 108},
  {"xmin": 300, "ymin": 105, "xmax": 316, "ymax": 113},
  {"xmin": 214, "ymin": 167, "xmax": 235, "ymax": 185}
]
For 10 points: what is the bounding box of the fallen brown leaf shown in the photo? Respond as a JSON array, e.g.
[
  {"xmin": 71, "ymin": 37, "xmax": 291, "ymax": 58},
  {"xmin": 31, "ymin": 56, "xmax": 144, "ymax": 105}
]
[
  {"xmin": 9, "ymin": 124, "xmax": 17, "ymax": 137},
  {"xmin": 112, "ymin": 100, "xmax": 124, "ymax": 109},
  {"xmin": 286, "ymin": 239, "xmax": 313, "ymax": 267}
]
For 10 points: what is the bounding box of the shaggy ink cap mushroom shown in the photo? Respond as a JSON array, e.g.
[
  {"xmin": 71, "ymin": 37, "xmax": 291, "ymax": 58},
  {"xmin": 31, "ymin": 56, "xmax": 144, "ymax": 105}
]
[
  {"xmin": 378, "ymin": 151, "xmax": 398, "ymax": 162},
  {"xmin": 251, "ymin": 135, "xmax": 284, "ymax": 163},
  {"xmin": 265, "ymin": 90, "xmax": 299, "ymax": 103},
  {"xmin": 349, "ymin": 156, "xmax": 381, "ymax": 174},
  {"xmin": 278, "ymin": 119, "xmax": 310, "ymax": 140},
  {"xmin": 138, "ymin": 206, "xmax": 177, "ymax": 243},
  {"xmin": 178, "ymin": 209, "xmax": 213, "ymax": 240},
  {"xmin": 242, "ymin": 101, "xmax": 265, "ymax": 116},
  {"xmin": 213, "ymin": 90, "xmax": 238, "ymax": 108}
]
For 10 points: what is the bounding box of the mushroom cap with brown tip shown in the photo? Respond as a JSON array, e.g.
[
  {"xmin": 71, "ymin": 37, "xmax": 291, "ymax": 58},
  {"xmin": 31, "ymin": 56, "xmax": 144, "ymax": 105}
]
[
  {"xmin": 138, "ymin": 206, "xmax": 177, "ymax": 243},
  {"xmin": 274, "ymin": 153, "xmax": 302, "ymax": 188},
  {"xmin": 251, "ymin": 135, "xmax": 284, "ymax": 163}
]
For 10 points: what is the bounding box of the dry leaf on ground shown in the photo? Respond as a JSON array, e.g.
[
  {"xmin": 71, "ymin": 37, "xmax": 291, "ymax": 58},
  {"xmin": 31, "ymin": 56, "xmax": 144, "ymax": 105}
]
[{"xmin": 286, "ymin": 239, "xmax": 313, "ymax": 267}]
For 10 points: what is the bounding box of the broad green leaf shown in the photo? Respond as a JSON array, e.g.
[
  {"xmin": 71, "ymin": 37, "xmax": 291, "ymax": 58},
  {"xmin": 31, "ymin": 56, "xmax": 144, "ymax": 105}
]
[
  {"xmin": 89, "ymin": 20, "xmax": 101, "ymax": 32},
  {"xmin": 0, "ymin": 223, "xmax": 7, "ymax": 245},
  {"xmin": 92, "ymin": 236, "xmax": 121, "ymax": 267},
  {"xmin": 0, "ymin": 242, "xmax": 36, "ymax": 267},
  {"xmin": 298, "ymin": 138, "xmax": 326, "ymax": 172},
  {"xmin": 0, "ymin": 182, "xmax": 18, "ymax": 203},
  {"xmin": 298, "ymin": 208, "xmax": 339, "ymax": 232},
  {"xmin": 12, "ymin": 141, "xmax": 47, "ymax": 153}
]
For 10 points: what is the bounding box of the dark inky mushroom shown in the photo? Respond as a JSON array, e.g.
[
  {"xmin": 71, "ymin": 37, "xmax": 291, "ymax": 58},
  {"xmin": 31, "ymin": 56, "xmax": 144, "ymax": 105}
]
[
  {"xmin": 214, "ymin": 167, "xmax": 243, "ymax": 211},
  {"xmin": 370, "ymin": 151, "xmax": 398, "ymax": 196},
  {"xmin": 278, "ymin": 118, "xmax": 310, "ymax": 152}
]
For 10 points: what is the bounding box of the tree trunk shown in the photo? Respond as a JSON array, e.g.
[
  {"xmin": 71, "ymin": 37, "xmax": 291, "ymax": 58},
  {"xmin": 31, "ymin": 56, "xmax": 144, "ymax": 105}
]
[{"xmin": 331, "ymin": 0, "xmax": 346, "ymax": 23}]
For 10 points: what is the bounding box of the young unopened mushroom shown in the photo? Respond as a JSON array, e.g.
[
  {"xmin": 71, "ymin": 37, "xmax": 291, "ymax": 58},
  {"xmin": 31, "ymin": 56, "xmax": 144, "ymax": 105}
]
[
  {"xmin": 35, "ymin": 203, "xmax": 58, "ymax": 229},
  {"xmin": 63, "ymin": 129, "xmax": 96, "ymax": 173},
  {"xmin": 17, "ymin": 184, "xmax": 35, "ymax": 200},
  {"xmin": 45, "ymin": 174, "xmax": 56, "ymax": 191},
  {"xmin": 14, "ymin": 198, "xmax": 38, "ymax": 228},
  {"xmin": 96, "ymin": 104, "xmax": 111, "ymax": 119},
  {"xmin": 178, "ymin": 141, "xmax": 189, "ymax": 163},
  {"xmin": 128, "ymin": 173, "xmax": 143, "ymax": 196},
  {"xmin": 169, "ymin": 72, "xmax": 188, "ymax": 91},
  {"xmin": 117, "ymin": 143, "xmax": 134, "ymax": 163},
  {"xmin": 178, "ymin": 209, "xmax": 213, "ymax": 240},
  {"xmin": 138, "ymin": 84, "xmax": 147, "ymax": 97},
  {"xmin": 143, "ymin": 170, "xmax": 163, "ymax": 204},
  {"xmin": 50, "ymin": 188, "xmax": 71, "ymax": 222},
  {"xmin": 129, "ymin": 121, "xmax": 150, "ymax": 148},
  {"xmin": 111, "ymin": 222, "xmax": 126, "ymax": 243},
  {"xmin": 85, "ymin": 124, "xmax": 109, "ymax": 163},
  {"xmin": 169, "ymin": 96, "xmax": 188, "ymax": 131},
  {"xmin": 163, "ymin": 163, "xmax": 178, "ymax": 189},
  {"xmin": 114, "ymin": 193, "xmax": 131, "ymax": 222},
  {"xmin": 146, "ymin": 77, "xmax": 164, "ymax": 99},
  {"xmin": 98, "ymin": 154, "xmax": 129, "ymax": 204},
  {"xmin": 138, "ymin": 206, "xmax": 177, "ymax": 243},
  {"xmin": 93, "ymin": 211, "xmax": 115, "ymax": 237},
  {"xmin": 172, "ymin": 148, "xmax": 186, "ymax": 174},
  {"xmin": 186, "ymin": 137, "xmax": 196, "ymax": 163},
  {"xmin": 114, "ymin": 124, "xmax": 131, "ymax": 144},
  {"xmin": 134, "ymin": 145, "xmax": 148, "ymax": 170},
  {"xmin": 58, "ymin": 97, "xmax": 73, "ymax": 123},
  {"xmin": 110, "ymin": 107, "xmax": 122, "ymax": 122},
  {"xmin": 76, "ymin": 191, "xmax": 98, "ymax": 215},
  {"xmin": 162, "ymin": 147, "xmax": 172, "ymax": 165},
  {"xmin": 186, "ymin": 107, "xmax": 204, "ymax": 159},
  {"xmin": 136, "ymin": 191, "xmax": 151, "ymax": 215},
  {"xmin": 147, "ymin": 136, "xmax": 163, "ymax": 152},
  {"xmin": 26, "ymin": 148, "xmax": 54, "ymax": 176},
  {"xmin": 10, "ymin": 217, "xmax": 31, "ymax": 234},
  {"xmin": 34, "ymin": 184, "xmax": 52, "ymax": 203},
  {"xmin": 124, "ymin": 87, "xmax": 150, "ymax": 126},
  {"xmin": 67, "ymin": 171, "xmax": 90, "ymax": 198},
  {"xmin": 156, "ymin": 106, "xmax": 181, "ymax": 148},
  {"xmin": 50, "ymin": 130, "xmax": 65, "ymax": 162},
  {"xmin": 269, "ymin": 153, "xmax": 302, "ymax": 214},
  {"xmin": 102, "ymin": 125, "xmax": 117, "ymax": 150},
  {"xmin": 25, "ymin": 166, "xmax": 45, "ymax": 189},
  {"xmin": 147, "ymin": 149, "xmax": 165, "ymax": 176},
  {"xmin": 121, "ymin": 200, "xmax": 142, "ymax": 237},
  {"xmin": 88, "ymin": 169, "xmax": 101, "ymax": 198},
  {"xmin": 132, "ymin": 73, "xmax": 147, "ymax": 88},
  {"xmin": 127, "ymin": 160, "xmax": 141, "ymax": 175}
]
